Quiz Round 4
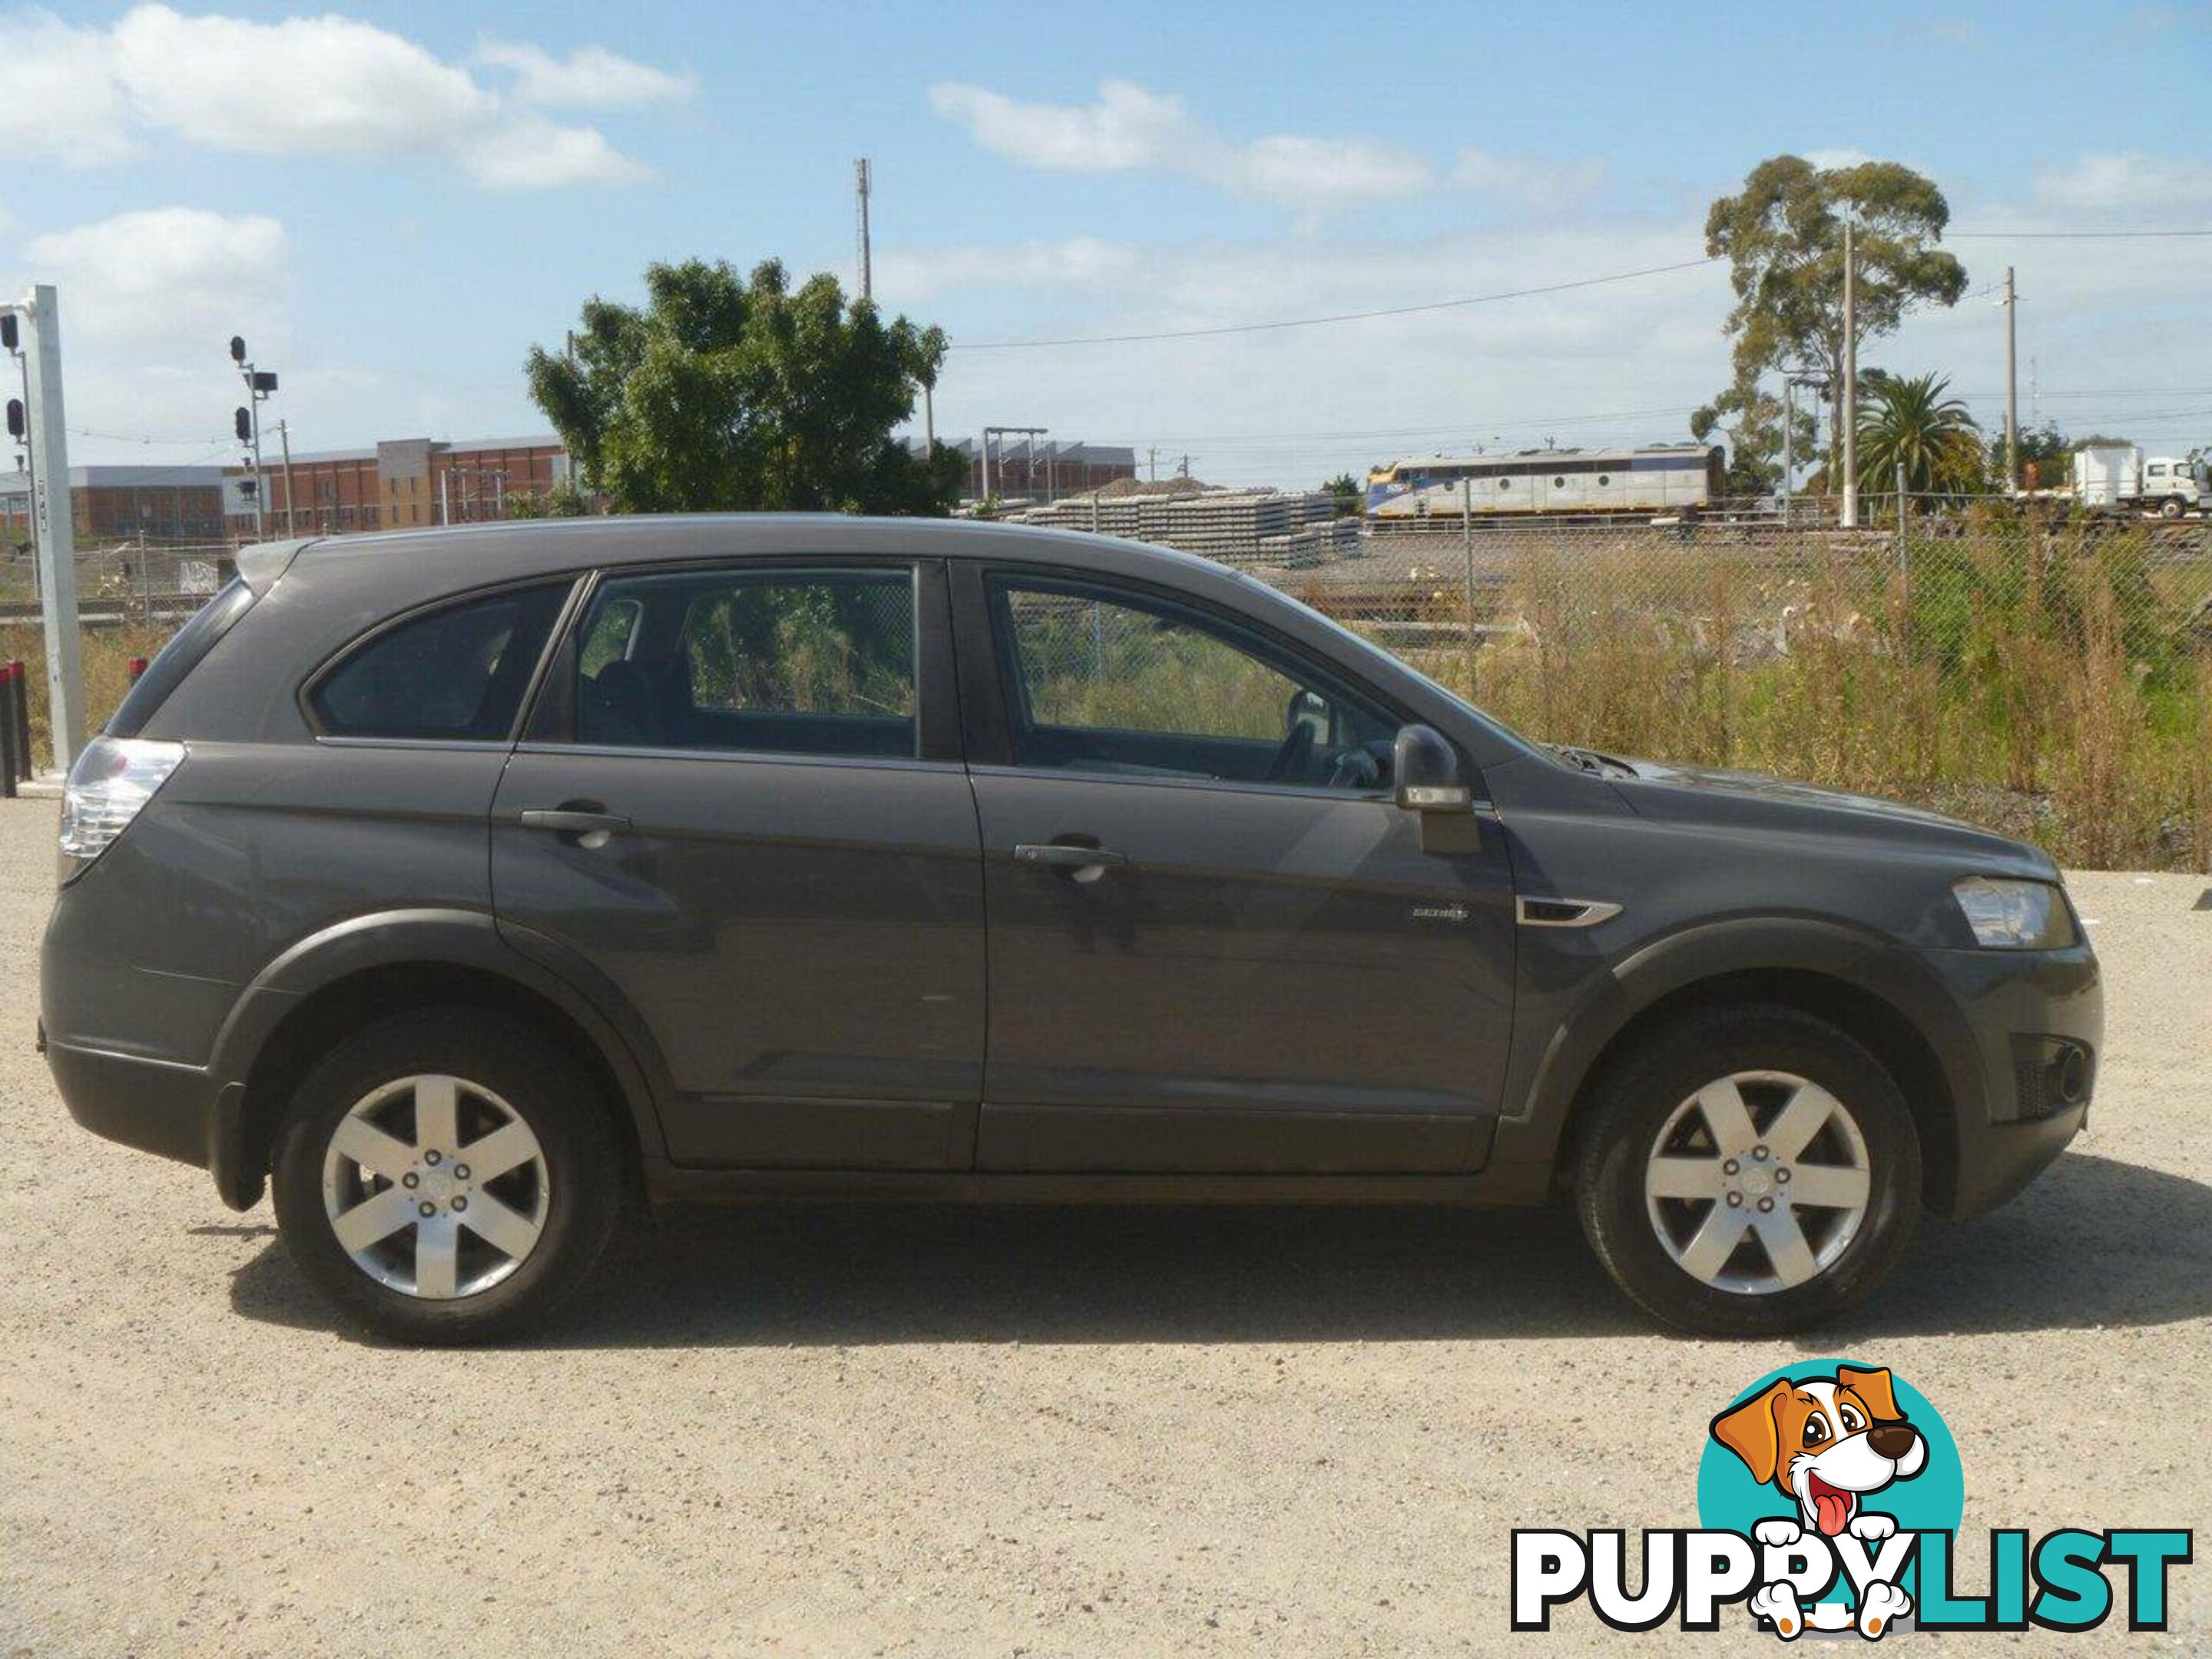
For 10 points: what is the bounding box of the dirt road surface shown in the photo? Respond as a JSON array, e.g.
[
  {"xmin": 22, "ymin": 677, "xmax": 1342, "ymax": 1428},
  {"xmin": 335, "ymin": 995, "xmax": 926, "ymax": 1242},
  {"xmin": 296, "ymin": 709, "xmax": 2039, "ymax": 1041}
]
[{"xmin": 1, "ymin": 797, "xmax": 2205, "ymax": 1654}]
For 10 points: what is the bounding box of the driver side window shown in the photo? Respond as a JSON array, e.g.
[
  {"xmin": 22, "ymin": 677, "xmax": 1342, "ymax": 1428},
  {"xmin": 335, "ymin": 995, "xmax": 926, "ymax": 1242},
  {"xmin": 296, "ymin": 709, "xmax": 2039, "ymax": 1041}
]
[{"xmin": 988, "ymin": 576, "xmax": 1396, "ymax": 790}]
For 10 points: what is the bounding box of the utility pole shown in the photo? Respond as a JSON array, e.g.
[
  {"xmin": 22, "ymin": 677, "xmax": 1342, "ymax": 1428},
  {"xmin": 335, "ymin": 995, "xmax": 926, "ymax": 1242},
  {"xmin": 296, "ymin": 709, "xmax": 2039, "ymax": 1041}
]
[
  {"xmin": 1147, "ymin": 446, "xmax": 1157, "ymax": 483},
  {"xmin": 276, "ymin": 419, "xmax": 296, "ymax": 536},
  {"xmin": 2002, "ymin": 266, "xmax": 2018, "ymax": 495},
  {"xmin": 1781, "ymin": 376, "xmax": 1794, "ymax": 526},
  {"xmin": 854, "ymin": 158, "xmax": 873, "ymax": 304},
  {"xmin": 979, "ymin": 430, "xmax": 992, "ymax": 501},
  {"xmin": 1839, "ymin": 219, "xmax": 1859, "ymax": 529},
  {"xmin": 11, "ymin": 286, "xmax": 85, "ymax": 771}
]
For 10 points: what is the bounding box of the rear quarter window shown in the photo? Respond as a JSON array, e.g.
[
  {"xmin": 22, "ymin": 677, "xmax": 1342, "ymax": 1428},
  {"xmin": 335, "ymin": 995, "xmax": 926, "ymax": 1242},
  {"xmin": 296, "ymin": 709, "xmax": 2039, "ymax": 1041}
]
[
  {"xmin": 308, "ymin": 583, "xmax": 569, "ymax": 742},
  {"xmin": 105, "ymin": 578, "xmax": 257, "ymax": 739}
]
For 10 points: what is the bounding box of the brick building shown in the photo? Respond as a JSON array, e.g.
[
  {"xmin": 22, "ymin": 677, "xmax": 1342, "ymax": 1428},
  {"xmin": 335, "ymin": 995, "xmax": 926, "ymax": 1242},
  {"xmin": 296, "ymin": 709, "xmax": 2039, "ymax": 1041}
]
[
  {"xmin": 230, "ymin": 435, "xmax": 571, "ymax": 535},
  {"xmin": 0, "ymin": 465, "xmax": 231, "ymax": 546}
]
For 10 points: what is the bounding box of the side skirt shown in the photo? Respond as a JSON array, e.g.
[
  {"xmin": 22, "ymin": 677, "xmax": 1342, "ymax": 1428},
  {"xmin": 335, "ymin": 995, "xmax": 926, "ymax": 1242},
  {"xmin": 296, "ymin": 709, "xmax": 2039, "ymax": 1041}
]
[{"xmin": 641, "ymin": 1161, "xmax": 1551, "ymax": 1207}]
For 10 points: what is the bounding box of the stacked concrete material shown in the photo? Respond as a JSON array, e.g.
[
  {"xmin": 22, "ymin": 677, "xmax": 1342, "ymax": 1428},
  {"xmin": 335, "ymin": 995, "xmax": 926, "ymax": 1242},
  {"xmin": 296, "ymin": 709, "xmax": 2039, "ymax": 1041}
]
[{"xmin": 1018, "ymin": 487, "xmax": 1356, "ymax": 568}]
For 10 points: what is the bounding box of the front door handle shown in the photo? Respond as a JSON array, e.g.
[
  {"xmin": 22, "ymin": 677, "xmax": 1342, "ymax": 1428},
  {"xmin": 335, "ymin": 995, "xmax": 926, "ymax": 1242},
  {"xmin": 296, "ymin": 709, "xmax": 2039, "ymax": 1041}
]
[
  {"xmin": 1013, "ymin": 843, "xmax": 1128, "ymax": 872},
  {"xmin": 519, "ymin": 807, "xmax": 631, "ymax": 843}
]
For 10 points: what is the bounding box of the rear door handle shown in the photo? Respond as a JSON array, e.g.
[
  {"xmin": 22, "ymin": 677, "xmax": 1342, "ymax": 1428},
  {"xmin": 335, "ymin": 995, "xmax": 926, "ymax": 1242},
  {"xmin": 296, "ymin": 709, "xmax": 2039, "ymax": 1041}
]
[
  {"xmin": 520, "ymin": 808, "xmax": 631, "ymax": 836},
  {"xmin": 1013, "ymin": 843, "xmax": 1128, "ymax": 870}
]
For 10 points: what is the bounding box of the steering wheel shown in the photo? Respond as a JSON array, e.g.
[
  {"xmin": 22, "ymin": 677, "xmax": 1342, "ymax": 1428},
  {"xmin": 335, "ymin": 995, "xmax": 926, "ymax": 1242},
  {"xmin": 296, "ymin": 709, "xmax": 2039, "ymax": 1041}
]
[{"xmin": 1266, "ymin": 721, "xmax": 1316, "ymax": 783}]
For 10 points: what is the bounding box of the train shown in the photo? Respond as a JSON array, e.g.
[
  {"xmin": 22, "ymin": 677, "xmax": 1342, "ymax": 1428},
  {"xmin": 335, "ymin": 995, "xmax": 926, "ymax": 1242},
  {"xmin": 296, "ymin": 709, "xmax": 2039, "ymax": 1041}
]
[{"xmin": 1364, "ymin": 444, "xmax": 1725, "ymax": 522}]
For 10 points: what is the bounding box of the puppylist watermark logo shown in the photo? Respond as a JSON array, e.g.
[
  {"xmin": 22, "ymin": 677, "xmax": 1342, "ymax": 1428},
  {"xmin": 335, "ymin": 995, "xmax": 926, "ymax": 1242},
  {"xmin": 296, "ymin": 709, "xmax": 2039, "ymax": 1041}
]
[{"xmin": 1512, "ymin": 1360, "xmax": 2192, "ymax": 1640}]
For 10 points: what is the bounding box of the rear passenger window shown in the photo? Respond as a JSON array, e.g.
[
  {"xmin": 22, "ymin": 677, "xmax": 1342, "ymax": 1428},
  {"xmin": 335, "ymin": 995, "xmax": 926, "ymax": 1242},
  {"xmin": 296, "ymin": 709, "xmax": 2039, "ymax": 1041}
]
[
  {"xmin": 310, "ymin": 584, "xmax": 568, "ymax": 741},
  {"xmin": 571, "ymin": 568, "xmax": 916, "ymax": 758}
]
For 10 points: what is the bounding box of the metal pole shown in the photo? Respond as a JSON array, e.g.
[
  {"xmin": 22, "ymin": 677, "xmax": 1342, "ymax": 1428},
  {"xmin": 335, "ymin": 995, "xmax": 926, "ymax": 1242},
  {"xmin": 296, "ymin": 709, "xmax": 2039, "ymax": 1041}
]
[
  {"xmin": 277, "ymin": 418, "xmax": 296, "ymax": 536},
  {"xmin": 979, "ymin": 431, "xmax": 991, "ymax": 502},
  {"xmin": 2002, "ymin": 266, "xmax": 2018, "ymax": 495},
  {"xmin": 922, "ymin": 379, "xmax": 935, "ymax": 451},
  {"xmin": 1461, "ymin": 478, "xmax": 1476, "ymax": 688},
  {"xmin": 1840, "ymin": 219, "xmax": 1858, "ymax": 529},
  {"xmin": 1781, "ymin": 376, "xmax": 1794, "ymax": 526},
  {"xmin": 22, "ymin": 286, "xmax": 84, "ymax": 773},
  {"xmin": 240, "ymin": 365, "xmax": 267, "ymax": 540},
  {"xmin": 854, "ymin": 159, "xmax": 873, "ymax": 303},
  {"xmin": 439, "ymin": 467, "xmax": 450, "ymax": 526}
]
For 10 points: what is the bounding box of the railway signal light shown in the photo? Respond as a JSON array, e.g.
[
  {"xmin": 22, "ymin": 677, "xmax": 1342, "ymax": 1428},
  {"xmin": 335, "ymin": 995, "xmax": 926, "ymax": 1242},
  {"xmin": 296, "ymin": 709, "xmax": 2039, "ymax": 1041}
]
[
  {"xmin": 250, "ymin": 370, "xmax": 277, "ymax": 394},
  {"xmin": 5, "ymin": 400, "xmax": 21, "ymax": 441},
  {"xmin": 230, "ymin": 335, "xmax": 247, "ymax": 364},
  {"xmin": 0, "ymin": 315, "xmax": 15, "ymax": 352},
  {"xmin": 235, "ymin": 407, "xmax": 251, "ymax": 443}
]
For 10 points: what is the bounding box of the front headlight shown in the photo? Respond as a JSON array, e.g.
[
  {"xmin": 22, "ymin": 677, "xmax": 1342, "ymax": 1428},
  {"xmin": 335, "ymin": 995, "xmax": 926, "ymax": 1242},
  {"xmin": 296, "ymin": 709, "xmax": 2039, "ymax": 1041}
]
[{"xmin": 1952, "ymin": 876, "xmax": 2075, "ymax": 949}]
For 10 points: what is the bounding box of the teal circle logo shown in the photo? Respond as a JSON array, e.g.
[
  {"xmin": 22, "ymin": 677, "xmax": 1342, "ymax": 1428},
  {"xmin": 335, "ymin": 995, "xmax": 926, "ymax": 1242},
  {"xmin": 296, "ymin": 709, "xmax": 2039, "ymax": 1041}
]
[{"xmin": 1698, "ymin": 1359, "xmax": 1963, "ymax": 1607}]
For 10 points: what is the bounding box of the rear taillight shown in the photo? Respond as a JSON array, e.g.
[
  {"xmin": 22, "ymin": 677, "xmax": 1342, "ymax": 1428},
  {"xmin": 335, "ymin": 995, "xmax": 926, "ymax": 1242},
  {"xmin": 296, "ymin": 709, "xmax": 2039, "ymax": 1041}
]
[{"xmin": 58, "ymin": 736, "xmax": 184, "ymax": 875}]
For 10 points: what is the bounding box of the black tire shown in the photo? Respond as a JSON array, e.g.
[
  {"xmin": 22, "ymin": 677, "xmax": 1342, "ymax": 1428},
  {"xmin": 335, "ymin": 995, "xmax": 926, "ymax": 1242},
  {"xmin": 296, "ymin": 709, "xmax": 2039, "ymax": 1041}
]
[
  {"xmin": 2158, "ymin": 495, "xmax": 2186, "ymax": 520},
  {"xmin": 1573, "ymin": 1004, "xmax": 1922, "ymax": 1337},
  {"xmin": 271, "ymin": 1008, "xmax": 624, "ymax": 1344}
]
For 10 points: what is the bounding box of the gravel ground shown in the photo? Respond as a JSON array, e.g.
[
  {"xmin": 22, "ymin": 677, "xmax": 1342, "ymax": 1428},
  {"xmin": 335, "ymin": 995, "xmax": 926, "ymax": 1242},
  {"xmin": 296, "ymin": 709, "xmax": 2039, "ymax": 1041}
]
[{"xmin": 1, "ymin": 795, "xmax": 2206, "ymax": 1656}]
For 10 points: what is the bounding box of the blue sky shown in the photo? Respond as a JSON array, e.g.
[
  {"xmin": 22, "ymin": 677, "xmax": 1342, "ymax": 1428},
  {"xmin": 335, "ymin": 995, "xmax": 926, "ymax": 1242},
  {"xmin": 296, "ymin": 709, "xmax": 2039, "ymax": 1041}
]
[{"xmin": 4, "ymin": 0, "xmax": 2208, "ymax": 486}]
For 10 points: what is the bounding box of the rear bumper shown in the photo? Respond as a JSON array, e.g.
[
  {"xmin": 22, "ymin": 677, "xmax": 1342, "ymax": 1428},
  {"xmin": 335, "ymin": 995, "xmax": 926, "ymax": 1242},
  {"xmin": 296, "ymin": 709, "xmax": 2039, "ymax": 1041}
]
[
  {"xmin": 45, "ymin": 1038, "xmax": 260, "ymax": 1210},
  {"xmin": 46, "ymin": 1037, "xmax": 214, "ymax": 1168}
]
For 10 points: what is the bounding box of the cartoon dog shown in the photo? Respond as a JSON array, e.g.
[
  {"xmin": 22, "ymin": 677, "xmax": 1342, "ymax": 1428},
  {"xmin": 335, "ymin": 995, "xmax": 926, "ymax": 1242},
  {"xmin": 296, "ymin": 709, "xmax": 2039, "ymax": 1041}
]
[{"xmin": 1711, "ymin": 1366, "xmax": 1927, "ymax": 1641}]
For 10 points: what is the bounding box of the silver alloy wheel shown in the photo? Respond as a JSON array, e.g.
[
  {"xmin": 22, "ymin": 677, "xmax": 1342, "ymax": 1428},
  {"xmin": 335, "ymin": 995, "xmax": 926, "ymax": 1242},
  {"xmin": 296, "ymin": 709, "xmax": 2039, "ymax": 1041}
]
[
  {"xmin": 1642, "ymin": 1070, "xmax": 1873, "ymax": 1296},
  {"xmin": 320, "ymin": 1075, "xmax": 550, "ymax": 1300}
]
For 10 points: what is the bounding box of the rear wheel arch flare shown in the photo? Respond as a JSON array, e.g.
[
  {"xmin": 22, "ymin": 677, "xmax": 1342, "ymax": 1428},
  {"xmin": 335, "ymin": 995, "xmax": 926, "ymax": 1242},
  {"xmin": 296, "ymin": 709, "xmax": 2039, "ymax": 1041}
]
[{"xmin": 235, "ymin": 961, "xmax": 649, "ymax": 1204}]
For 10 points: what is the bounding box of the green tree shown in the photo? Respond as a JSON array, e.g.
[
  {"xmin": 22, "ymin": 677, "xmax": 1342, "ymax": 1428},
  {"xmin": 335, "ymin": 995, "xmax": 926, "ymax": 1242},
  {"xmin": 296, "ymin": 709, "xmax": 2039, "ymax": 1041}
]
[
  {"xmin": 1322, "ymin": 472, "xmax": 1365, "ymax": 517},
  {"xmin": 525, "ymin": 258, "xmax": 962, "ymax": 515},
  {"xmin": 1695, "ymin": 156, "xmax": 1969, "ymax": 489},
  {"xmin": 1855, "ymin": 371, "xmax": 1985, "ymax": 498}
]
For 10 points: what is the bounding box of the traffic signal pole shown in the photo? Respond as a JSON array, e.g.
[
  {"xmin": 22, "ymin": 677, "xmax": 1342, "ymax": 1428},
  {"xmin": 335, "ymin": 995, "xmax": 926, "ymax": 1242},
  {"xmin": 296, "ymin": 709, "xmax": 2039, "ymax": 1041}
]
[{"xmin": 13, "ymin": 286, "xmax": 85, "ymax": 772}]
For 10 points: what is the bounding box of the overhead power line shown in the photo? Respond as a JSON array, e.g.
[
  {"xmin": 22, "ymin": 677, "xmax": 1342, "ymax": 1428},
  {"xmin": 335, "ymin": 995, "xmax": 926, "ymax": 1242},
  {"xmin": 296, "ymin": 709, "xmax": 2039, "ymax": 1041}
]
[
  {"xmin": 1948, "ymin": 228, "xmax": 2212, "ymax": 240},
  {"xmin": 947, "ymin": 256, "xmax": 1724, "ymax": 351}
]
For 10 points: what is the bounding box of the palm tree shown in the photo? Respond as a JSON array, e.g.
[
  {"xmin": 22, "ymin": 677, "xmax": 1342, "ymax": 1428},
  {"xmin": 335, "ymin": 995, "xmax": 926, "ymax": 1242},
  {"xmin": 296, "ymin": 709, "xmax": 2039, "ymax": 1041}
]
[{"xmin": 1856, "ymin": 371, "xmax": 1986, "ymax": 501}]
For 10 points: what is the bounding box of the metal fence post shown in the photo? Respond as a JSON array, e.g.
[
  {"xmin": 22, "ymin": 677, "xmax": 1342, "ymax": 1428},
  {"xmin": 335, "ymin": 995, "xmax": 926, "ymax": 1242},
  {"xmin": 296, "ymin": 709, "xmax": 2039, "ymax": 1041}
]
[
  {"xmin": 1461, "ymin": 479, "xmax": 1476, "ymax": 692},
  {"xmin": 6, "ymin": 658, "xmax": 27, "ymax": 780},
  {"xmin": 0, "ymin": 664, "xmax": 18, "ymax": 797}
]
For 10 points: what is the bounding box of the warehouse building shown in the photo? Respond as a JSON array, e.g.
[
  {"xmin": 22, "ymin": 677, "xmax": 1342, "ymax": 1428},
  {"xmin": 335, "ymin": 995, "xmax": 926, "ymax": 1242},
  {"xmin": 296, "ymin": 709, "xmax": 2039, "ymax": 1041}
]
[
  {"xmin": 914, "ymin": 438, "xmax": 1137, "ymax": 502},
  {"xmin": 227, "ymin": 435, "xmax": 572, "ymax": 535},
  {"xmin": 0, "ymin": 465, "xmax": 233, "ymax": 546}
]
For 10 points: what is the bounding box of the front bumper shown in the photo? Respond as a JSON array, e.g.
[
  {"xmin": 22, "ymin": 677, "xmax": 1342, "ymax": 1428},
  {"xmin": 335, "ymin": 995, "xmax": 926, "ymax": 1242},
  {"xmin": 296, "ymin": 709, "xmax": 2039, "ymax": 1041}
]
[{"xmin": 1923, "ymin": 939, "xmax": 2102, "ymax": 1220}]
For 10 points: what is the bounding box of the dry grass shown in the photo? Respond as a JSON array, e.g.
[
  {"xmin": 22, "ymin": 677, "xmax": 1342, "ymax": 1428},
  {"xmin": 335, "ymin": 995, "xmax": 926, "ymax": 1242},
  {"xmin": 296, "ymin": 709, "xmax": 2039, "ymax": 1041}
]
[
  {"xmin": 1376, "ymin": 522, "xmax": 2212, "ymax": 871},
  {"xmin": 0, "ymin": 622, "xmax": 174, "ymax": 770}
]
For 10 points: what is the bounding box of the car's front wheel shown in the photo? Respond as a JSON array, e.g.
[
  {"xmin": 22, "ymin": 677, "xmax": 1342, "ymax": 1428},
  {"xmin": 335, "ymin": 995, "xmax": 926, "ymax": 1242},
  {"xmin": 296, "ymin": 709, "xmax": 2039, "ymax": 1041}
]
[
  {"xmin": 1573, "ymin": 1005, "xmax": 1922, "ymax": 1336},
  {"xmin": 271, "ymin": 1008, "xmax": 624, "ymax": 1343}
]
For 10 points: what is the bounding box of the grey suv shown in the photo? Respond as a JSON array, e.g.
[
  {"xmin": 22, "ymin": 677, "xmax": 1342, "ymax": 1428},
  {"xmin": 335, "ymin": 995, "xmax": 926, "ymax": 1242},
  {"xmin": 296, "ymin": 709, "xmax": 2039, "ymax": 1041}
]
[{"xmin": 41, "ymin": 517, "xmax": 2101, "ymax": 1342}]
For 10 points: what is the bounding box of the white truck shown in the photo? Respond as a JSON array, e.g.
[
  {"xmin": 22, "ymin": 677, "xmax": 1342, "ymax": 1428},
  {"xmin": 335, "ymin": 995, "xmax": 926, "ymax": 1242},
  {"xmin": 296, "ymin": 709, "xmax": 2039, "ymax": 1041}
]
[{"xmin": 2072, "ymin": 443, "xmax": 2207, "ymax": 518}]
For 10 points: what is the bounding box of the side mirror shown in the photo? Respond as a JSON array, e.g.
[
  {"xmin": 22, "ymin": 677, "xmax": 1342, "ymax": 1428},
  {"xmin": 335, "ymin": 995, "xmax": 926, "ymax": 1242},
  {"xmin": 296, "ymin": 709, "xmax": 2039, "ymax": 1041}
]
[{"xmin": 1392, "ymin": 724, "xmax": 1472, "ymax": 812}]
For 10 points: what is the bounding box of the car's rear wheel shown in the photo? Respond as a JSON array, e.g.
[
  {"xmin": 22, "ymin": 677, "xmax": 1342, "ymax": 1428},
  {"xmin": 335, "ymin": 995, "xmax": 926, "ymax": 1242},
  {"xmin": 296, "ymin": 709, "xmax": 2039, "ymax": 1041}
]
[
  {"xmin": 1573, "ymin": 1005, "xmax": 1922, "ymax": 1336},
  {"xmin": 271, "ymin": 1008, "xmax": 623, "ymax": 1343}
]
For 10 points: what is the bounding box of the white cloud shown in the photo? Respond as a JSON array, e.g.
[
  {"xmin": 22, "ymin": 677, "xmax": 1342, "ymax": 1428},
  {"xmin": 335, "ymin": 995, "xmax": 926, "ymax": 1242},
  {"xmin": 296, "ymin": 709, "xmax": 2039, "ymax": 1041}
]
[
  {"xmin": 1800, "ymin": 147, "xmax": 1879, "ymax": 171},
  {"xmin": 2034, "ymin": 152, "xmax": 2212, "ymax": 213},
  {"xmin": 1452, "ymin": 150, "xmax": 1608, "ymax": 206},
  {"xmin": 0, "ymin": 12, "xmax": 134, "ymax": 167},
  {"xmin": 929, "ymin": 78, "xmax": 1433, "ymax": 213},
  {"xmin": 25, "ymin": 207, "xmax": 288, "ymax": 349},
  {"xmin": 466, "ymin": 118, "xmax": 652, "ymax": 190},
  {"xmin": 0, "ymin": 5, "xmax": 671, "ymax": 190},
  {"xmin": 478, "ymin": 40, "xmax": 697, "ymax": 108},
  {"xmin": 929, "ymin": 80, "xmax": 1193, "ymax": 174}
]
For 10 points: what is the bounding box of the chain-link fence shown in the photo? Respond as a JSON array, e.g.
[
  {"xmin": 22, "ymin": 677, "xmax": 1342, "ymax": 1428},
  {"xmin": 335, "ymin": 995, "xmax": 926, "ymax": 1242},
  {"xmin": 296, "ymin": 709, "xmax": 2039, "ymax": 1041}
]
[
  {"xmin": 0, "ymin": 539, "xmax": 235, "ymax": 623},
  {"xmin": 1243, "ymin": 501, "xmax": 2212, "ymax": 871},
  {"xmin": 2, "ymin": 510, "xmax": 2208, "ymax": 871}
]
